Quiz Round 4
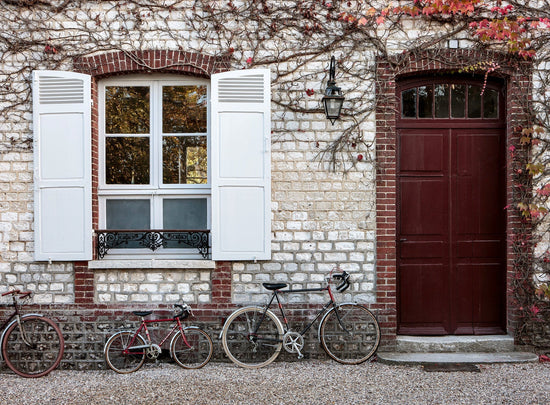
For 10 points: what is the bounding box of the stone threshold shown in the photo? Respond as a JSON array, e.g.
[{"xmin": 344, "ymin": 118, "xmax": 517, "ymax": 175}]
[{"xmin": 377, "ymin": 351, "xmax": 539, "ymax": 365}]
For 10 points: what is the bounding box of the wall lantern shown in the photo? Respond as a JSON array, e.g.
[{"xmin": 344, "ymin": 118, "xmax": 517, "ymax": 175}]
[{"xmin": 322, "ymin": 56, "xmax": 345, "ymax": 125}]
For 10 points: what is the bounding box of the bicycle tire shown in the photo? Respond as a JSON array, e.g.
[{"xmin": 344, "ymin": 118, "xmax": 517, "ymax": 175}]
[
  {"xmin": 104, "ymin": 331, "xmax": 146, "ymax": 374},
  {"xmin": 2, "ymin": 315, "xmax": 64, "ymax": 378},
  {"xmin": 319, "ymin": 303, "xmax": 380, "ymax": 364},
  {"xmin": 221, "ymin": 306, "xmax": 283, "ymax": 369},
  {"xmin": 170, "ymin": 327, "xmax": 213, "ymax": 369}
]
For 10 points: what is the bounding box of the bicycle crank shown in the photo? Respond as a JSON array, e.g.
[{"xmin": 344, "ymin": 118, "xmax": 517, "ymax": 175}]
[
  {"xmin": 146, "ymin": 344, "xmax": 162, "ymax": 359},
  {"xmin": 283, "ymin": 331, "xmax": 304, "ymax": 359}
]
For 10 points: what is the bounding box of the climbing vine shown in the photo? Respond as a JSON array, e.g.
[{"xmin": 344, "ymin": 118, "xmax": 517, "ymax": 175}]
[{"xmin": 1, "ymin": 0, "xmax": 550, "ymax": 351}]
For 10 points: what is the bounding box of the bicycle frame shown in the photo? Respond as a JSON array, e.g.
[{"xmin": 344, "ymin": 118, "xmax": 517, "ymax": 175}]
[
  {"xmin": 247, "ymin": 280, "xmax": 351, "ymax": 346},
  {"xmin": 0, "ymin": 294, "xmax": 42, "ymax": 354},
  {"xmin": 123, "ymin": 316, "xmax": 192, "ymax": 355},
  {"xmin": 268, "ymin": 285, "xmax": 337, "ymax": 338}
]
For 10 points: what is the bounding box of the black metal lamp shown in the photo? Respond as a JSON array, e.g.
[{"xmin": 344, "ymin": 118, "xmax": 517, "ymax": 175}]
[{"xmin": 322, "ymin": 56, "xmax": 345, "ymax": 125}]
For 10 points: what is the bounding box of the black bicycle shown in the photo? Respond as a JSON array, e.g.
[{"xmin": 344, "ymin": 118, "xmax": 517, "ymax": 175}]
[{"xmin": 220, "ymin": 269, "xmax": 380, "ymax": 368}]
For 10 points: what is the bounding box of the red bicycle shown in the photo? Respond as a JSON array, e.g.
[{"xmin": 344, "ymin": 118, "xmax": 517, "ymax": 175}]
[
  {"xmin": 104, "ymin": 302, "xmax": 213, "ymax": 373},
  {"xmin": 0, "ymin": 290, "xmax": 64, "ymax": 378}
]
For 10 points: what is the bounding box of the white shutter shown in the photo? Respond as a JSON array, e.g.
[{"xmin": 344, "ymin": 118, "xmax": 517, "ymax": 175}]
[
  {"xmin": 211, "ymin": 69, "xmax": 271, "ymax": 260},
  {"xmin": 33, "ymin": 70, "xmax": 92, "ymax": 261}
]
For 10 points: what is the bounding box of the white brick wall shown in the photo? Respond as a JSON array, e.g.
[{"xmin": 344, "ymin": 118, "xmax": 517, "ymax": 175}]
[{"xmin": 0, "ymin": 1, "xmax": 378, "ymax": 305}]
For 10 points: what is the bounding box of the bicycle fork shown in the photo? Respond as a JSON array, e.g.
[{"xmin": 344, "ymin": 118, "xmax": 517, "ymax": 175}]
[{"xmin": 15, "ymin": 315, "xmax": 35, "ymax": 348}]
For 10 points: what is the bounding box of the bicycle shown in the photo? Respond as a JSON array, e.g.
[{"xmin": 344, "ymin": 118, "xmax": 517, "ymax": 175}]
[
  {"xmin": 220, "ymin": 269, "xmax": 381, "ymax": 368},
  {"xmin": 104, "ymin": 302, "xmax": 213, "ymax": 373},
  {"xmin": 0, "ymin": 289, "xmax": 65, "ymax": 378}
]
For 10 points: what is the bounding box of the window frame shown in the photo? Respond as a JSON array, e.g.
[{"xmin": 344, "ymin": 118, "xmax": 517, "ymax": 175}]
[{"xmin": 98, "ymin": 74, "xmax": 211, "ymax": 259}]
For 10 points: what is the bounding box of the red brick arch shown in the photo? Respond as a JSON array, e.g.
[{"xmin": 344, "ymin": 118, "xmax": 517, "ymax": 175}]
[{"xmin": 74, "ymin": 50, "xmax": 231, "ymax": 78}]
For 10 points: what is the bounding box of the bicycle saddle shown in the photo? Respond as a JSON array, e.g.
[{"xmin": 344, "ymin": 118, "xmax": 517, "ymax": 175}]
[
  {"xmin": 262, "ymin": 283, "xmax": 287, "ymax": 291},
  {"xmin": 132, "ymin": 311, "xmax": 152, "ymax": 317}
]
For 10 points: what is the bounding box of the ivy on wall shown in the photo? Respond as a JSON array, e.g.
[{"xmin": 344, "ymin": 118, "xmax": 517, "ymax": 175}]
[{"xmin": 1, "ymin": 0, "xmax": 550, "ymax": 352}]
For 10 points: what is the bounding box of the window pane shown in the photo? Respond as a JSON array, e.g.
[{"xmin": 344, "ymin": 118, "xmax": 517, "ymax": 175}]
[
  {"xmin": 163, "ymin": 199, "xmax": 207, "ymax": 229},
  {"xmin": 106, "ymin": 199, "xmax": 150, "ymax": 229},
  {"xmin": 163, "ymin": 199, "xmax": 207, "ymax": 249},
  {"xmin": 105, "ymin": 86, "xmax": 150, "ymax": 134},
  {"xmin": 451, "ymin": 84, "xmax": 466, "ymax": 118},
  {"xmin": 483, "ymin": 88, "xmax": 499, "ymax": 118},
  {"xmin": 418, "ymin": 86, "xmax": 433, "ymax": 118},
  {"xmin": 402, "ymin": 88, "xmax": 416, "ymax": 118},
  {"xmin": 163, "ymin": 86, "xmax": 207, "ymax": 133},
  {"xmin": 106, "ymin": 137, "xmax": 150, "ymax": 184},
  {"xmin": 468, "ymin": 85, "xmax": 482, "ymax": 118},
  {"xmin": 434, "ymin": 84, "xmax": 449, "ymax": 118},
  {"xmin": 163, "ymin": 136, "xmax": 207, "ymax": 184}
]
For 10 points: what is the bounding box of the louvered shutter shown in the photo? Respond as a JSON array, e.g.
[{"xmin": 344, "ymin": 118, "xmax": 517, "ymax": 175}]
[
  {"xmin": 211, "ymin": 69, "xmax": 271, "ymax": 260},
  {"xmin": 33, "ymin": 70, "xmax": 92, "ymax": 261}
]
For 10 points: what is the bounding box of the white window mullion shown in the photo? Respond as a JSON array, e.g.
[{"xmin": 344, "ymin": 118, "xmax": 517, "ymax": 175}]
[{"xmin": 151, "ymin": 82, "xmax": 160, "ymax": 189}]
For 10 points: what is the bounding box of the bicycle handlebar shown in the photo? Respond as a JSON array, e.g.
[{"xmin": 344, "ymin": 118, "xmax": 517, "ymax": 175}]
[
  {"xmin": 332, "ymin": 271, "xmax": 350, "ymax": 292},
  {"xmin": 2, "ymin": 289, "xmax": 32, "ymax": 298},
  {"xmin": 174, "ymin": 303, "xmax": 192, "ymax": 320}
]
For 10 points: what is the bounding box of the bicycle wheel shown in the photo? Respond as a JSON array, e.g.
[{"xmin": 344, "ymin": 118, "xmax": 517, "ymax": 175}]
[
  {"xmin": 319, "ymin": 303, "xmax": 380, "ymax": 364},
  {"xmin": 221, "ymin": 306, "xmax": 283, "ymax": 369},
  {"xmin": 170, "ymin": 327, "xmax": 213, "ymax": 369},
  {"xmin": 2, "ymin": 315, "xmax": 64, "ymax": 378},
  {"xmin": 104, "ymin": 331, "xmax": 146, "ymax": 374}
]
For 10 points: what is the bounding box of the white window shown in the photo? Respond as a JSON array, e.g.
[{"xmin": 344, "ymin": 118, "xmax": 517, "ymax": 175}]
[
  {"xmin": 33, "ymin": 69, "xmax": 272, "ymax": 262},
  {"xmin": 98, "ymin": 76, "xmax": 210, "ymax": 259}
]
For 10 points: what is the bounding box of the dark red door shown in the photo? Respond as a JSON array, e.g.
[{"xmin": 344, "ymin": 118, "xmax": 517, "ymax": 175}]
[{"xmin": 397, "ymin": 78, "xmax": 506, "ymax": 335}]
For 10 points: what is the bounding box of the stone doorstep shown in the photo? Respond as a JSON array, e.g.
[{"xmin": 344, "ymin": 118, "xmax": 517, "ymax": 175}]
[
  {"xmin": 395, "ymin": 335, "xmax": 516, "ymax": 353},
  {"xmin": 377, "ymin": 352, "xmax": 540, "ymax": 365},
  {"xmin": 377, "ymin": 335, "xmax": 539, "ymax": 365}
]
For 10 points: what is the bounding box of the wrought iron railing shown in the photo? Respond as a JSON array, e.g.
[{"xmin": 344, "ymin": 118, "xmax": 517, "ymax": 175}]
[{"xmin": 96, "ymin": 230, "xmax": 210, "ymax": 259}]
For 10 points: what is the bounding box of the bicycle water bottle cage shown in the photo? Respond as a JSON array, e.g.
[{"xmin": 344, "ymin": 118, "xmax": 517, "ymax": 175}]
[
  {"xmin": 262, "ymin": 283, "xmax": 287, "ymax": 291},
  {"xmin": 132, "ymin": 311, "xmax": 152, "ymax": 317}
]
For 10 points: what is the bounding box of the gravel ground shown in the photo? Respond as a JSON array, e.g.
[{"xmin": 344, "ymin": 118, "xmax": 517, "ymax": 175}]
[{"xmin": 1, "ymin": 360, "xmax": 549, "ymax": 405}]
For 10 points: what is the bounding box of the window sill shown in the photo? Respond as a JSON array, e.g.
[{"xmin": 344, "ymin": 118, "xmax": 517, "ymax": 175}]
[{"xmin": 88, "ymin": 259, "xmax": 215, "ymax": 270}]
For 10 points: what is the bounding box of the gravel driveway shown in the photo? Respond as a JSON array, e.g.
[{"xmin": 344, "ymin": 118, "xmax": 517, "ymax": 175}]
[{"xmin": 1, "ymin": 360, "xmax": 549, "ymax": 404}]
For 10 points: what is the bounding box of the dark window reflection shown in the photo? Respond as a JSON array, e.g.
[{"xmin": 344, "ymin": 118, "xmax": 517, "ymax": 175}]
[
  {"xmin": 106, "ymin": 199, "xmax": 150, "ymax": 229},
  {"xmin": 106, "ymin": 137, "xmax": 150, "ymax": 184},
  {"xmin": 402, "ymin": 88, "xmax": 416, "ymax": 118},
  {"xmin": 163, "ymin": 86, "xmax": 207, "ymax": 133},
  {"xmin": 105, "ymin": 86, "xmax": 150, "ymax": 134},
  {"xmin": 434, "ymin": 84, "xmax": 449, "ymax": 118},
  {"xmin": 483, "ymin": 88, "xmax": 499, "ymax": 118},
  {"xmin": 451, "ymin": 84, "xmax": 466, "ymax": 118},
  {"xmin": 418, "ymin": 86, "xmax": 433, "ymax": 118},
  {"xmin": 468, "ymin": 85, "xmax": 482, "ymax": 118},
  {"xmin": 163, "ymin": 136, "xmax": 207, "ymax": 184}
]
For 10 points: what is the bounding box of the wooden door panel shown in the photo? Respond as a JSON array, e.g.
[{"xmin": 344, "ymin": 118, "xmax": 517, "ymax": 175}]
[
  {"xmin": 399, "ymin": 179, "xmax": 447, "ymax": 236},
  {"xmin": 453, "ymin": 129, "xmax": 505, "ymax": 333},
  {"xmin": 397, "ymin": 93, "xmax": 506, "ymax": 335},
  {"xmin": 454, "ymin": 263, "xmax": 505, "ymax": 334},
  {"xmin": 399, "ymin": 264, "xmax": 449, "ymax": 334},
  {"xmin": 455, "ymin": 132, "xmax": 504, "ymax": 235}
]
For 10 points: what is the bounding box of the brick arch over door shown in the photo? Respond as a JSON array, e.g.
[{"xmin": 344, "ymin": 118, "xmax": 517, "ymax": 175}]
[
  {"xmin": 70, "ymin": 50, "xmax": 232, "ymax": 305},
  {"xmin": 375, "ymin": 49, "xmax": 531, "ymax": 343}
]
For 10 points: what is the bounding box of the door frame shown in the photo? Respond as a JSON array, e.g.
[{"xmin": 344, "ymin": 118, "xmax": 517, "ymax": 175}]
[
  {"xmin": 373, "ymin": 49, "xmax": 532, "ymax": 346},
  {"xmin": 395, "ymin": 76, "xmax": 507, "ymax": 335}
]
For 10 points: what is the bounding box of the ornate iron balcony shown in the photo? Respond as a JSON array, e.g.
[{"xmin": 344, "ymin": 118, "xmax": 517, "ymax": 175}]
[{"xmin": 96, "ymin": 230, "xmax": 210, "ymax": 259}]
